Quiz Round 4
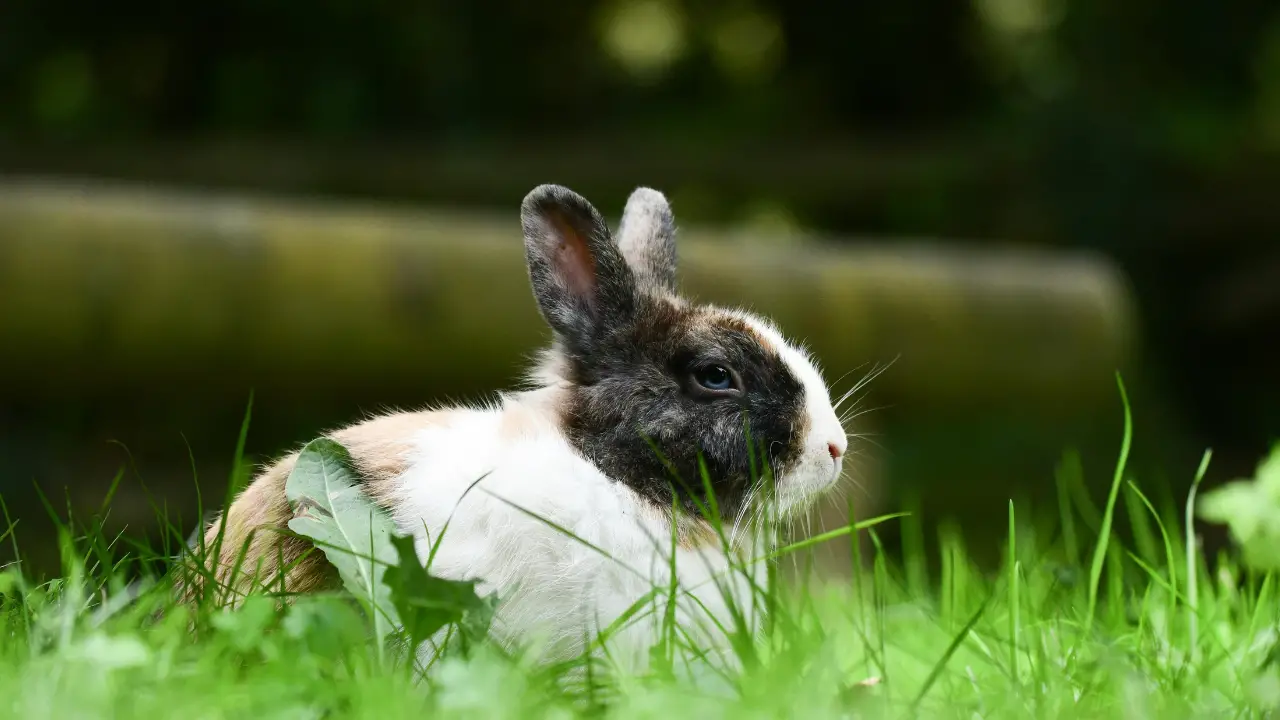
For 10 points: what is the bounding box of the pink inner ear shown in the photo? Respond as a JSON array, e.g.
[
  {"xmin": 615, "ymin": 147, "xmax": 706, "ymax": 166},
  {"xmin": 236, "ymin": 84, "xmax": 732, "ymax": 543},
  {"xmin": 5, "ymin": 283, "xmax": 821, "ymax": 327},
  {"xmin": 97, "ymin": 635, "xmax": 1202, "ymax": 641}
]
[{"xmin": 551, "ymin": 213, "xmax": 597, "ymax": 304}]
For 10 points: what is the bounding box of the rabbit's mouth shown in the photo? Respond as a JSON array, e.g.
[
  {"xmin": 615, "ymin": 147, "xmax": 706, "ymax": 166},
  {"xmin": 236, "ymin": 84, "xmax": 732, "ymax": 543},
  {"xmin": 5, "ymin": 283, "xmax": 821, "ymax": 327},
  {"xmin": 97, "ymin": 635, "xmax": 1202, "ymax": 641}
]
[{"xmin": 770, "ymin": 447, "xmax": 846, "ymax": 520}]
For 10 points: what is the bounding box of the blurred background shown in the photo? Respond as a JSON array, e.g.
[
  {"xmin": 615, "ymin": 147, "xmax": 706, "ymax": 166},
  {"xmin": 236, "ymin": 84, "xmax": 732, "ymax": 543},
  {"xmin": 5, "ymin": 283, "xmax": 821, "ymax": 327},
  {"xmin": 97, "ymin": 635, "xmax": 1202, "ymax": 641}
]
[{"xmin": 1, "ymin": 0, "xmax": 1278, "ymax": 578}]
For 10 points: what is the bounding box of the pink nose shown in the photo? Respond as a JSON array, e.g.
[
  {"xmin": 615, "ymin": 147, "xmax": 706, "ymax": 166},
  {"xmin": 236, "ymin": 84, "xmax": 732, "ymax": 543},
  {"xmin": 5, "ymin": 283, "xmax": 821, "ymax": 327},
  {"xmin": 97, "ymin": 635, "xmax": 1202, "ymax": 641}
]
[{"xmin": 828, "ymin": 442, "xmax": 843, "ymax": 460}]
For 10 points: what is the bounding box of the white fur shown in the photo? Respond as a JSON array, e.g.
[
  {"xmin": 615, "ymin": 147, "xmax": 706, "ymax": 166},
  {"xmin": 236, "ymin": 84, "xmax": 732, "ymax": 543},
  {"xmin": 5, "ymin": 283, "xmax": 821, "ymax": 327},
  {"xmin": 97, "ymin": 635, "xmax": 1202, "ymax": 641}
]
[{"xmin": 371, "ymin": 312, "xmax": 846, "ymax": 673}]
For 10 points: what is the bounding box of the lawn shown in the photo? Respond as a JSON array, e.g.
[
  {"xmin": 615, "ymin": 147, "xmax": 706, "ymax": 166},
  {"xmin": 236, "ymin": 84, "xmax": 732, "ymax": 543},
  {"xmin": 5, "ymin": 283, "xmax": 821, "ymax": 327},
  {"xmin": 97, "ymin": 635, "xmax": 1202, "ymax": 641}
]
[{"xmin": 3, "ymin": 380, "xmax": 1279, "ymax": 719}]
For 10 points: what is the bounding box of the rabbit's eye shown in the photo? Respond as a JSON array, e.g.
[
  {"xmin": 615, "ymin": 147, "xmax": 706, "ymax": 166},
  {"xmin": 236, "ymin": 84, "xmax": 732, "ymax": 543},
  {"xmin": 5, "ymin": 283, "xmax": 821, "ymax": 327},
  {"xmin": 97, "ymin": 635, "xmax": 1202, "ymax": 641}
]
[{"xmin": 693, "ymin": 364, "xmax": 736, "ymax": 393}]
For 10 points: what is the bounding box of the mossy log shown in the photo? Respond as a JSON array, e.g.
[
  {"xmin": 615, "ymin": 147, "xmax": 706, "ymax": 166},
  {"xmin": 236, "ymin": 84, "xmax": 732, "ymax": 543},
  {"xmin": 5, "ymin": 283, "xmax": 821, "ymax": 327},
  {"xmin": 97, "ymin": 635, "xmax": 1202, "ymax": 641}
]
[{"xmin": 0, "ymin": 176, "xmax": 1136, "ymax": 411}]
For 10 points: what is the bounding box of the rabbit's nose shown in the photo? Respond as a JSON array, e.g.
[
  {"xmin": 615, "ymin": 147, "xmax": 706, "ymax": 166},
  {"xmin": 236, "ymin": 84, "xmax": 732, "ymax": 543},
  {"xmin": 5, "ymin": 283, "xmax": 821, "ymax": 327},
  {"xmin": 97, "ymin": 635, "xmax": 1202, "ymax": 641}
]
[{"xmin": 828, "ymin": 441, "xmax": 844, "ymax": 461}]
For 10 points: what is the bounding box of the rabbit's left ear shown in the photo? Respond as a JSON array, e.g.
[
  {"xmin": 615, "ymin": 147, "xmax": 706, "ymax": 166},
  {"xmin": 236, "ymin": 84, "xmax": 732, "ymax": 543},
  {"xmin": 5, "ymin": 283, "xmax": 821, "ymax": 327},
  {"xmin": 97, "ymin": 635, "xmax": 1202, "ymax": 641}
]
[
  {"xmin": 521, "ymin": 184, "xmax": 639, "ymax": 348},
  {"xmin": 616, "ymin": 187, "xmax": 677, "ymax": 294}
]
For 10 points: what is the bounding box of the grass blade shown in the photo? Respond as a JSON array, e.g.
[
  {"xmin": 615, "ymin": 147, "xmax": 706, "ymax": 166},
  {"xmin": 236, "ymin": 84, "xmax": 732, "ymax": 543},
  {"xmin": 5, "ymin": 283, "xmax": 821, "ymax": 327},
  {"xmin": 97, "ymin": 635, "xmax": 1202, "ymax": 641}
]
[
  {"xmin": 1186, "ymin": 448, "xmax": 1212, "ymax": 665},
  {"xmin": 910, "ymin": 595, "xmax": 992, "ymax": 714},
  {"xmin": 1086, "ymin": 373, "xmax": 1133, "ymax": 626}
]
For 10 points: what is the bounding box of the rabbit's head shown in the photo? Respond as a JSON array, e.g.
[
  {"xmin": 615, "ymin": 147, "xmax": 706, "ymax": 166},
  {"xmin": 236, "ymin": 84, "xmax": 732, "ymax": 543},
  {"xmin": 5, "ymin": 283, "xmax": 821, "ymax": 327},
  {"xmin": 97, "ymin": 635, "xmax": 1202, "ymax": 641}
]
[{"xmin": 521, "ymin": 185, "xmax": 848, "ymax": 526}]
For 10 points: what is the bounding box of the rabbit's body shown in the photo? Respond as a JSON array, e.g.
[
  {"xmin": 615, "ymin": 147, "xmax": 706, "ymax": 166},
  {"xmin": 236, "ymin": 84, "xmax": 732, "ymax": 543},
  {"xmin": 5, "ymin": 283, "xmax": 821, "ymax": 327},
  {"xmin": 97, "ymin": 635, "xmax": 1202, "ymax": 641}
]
[
  {"xmin": 382, "ymin": 385, "xmax": 759, "ymax": 666},
  {"xmin": 185, "ymin": 185, "xmax": 849, "ymax": 669}
]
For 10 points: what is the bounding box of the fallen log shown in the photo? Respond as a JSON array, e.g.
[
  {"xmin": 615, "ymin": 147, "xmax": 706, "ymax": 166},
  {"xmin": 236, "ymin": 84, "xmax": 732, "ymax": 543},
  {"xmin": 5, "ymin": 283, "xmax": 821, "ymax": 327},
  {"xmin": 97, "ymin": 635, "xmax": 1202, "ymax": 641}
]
[{"xmin": 0, "ymin": 175, "xmax": 1135, "ymax": 412}]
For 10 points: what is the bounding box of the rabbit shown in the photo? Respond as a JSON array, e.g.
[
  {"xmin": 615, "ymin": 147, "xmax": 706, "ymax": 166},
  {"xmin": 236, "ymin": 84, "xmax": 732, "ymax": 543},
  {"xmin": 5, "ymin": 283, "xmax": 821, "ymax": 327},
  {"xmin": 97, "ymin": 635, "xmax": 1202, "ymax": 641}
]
[{"xmin": 180, "ymin": 184, "xmax": 851, "ymax": 672}]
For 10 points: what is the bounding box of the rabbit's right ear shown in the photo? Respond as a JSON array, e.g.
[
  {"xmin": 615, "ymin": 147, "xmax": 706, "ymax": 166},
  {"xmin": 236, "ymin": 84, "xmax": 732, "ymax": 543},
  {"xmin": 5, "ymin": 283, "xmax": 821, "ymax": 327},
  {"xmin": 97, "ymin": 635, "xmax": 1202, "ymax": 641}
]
[
  {"xmin": 521, "ymin": 185, "xmax": 639, "ymax": 347},
  {"xmin": 616, "ymin": 187, "xmax": 678, "ymax": 294}
]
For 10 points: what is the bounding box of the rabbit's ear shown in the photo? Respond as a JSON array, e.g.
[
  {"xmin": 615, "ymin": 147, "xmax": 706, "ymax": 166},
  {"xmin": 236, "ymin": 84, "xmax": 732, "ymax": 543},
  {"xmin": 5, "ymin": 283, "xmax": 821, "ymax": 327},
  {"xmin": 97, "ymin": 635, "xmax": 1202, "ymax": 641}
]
[
  {"xmin": 521, "ymin": 185, "xmax": 638, "ymax": 345},
  {"xmin": 616, "ymin": 187, "xmax": 678, "ymax": 294}
]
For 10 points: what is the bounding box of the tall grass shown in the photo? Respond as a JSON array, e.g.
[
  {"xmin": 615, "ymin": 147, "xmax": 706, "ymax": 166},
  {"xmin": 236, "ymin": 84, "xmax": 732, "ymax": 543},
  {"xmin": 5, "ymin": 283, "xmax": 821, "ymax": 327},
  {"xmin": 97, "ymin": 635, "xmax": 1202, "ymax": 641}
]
[{"xmin": 2, "ymin": 382, "xmax": 1279, "ymax": 719}]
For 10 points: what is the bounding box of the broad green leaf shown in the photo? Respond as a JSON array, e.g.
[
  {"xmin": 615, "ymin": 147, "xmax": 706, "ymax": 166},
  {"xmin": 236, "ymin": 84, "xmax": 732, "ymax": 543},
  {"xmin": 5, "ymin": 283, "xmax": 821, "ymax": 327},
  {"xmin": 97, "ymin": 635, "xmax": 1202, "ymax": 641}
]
[
  {"xmin": 382, "ymin": 533, "xmax": 495, "ymax": 656},
  {"xmin": 284, "ymin": 438, "xmax": 401, "ymax": 639}
]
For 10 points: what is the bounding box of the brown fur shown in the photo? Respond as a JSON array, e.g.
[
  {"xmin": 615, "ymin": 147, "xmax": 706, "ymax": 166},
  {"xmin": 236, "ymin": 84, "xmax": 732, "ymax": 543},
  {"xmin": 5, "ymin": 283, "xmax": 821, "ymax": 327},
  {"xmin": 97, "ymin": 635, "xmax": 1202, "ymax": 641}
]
[
  {"xmin": 333, "ymin": 410, "xmax": 463, "ymax": 506},
  {"xmin": 635, "ymin": 503, "xmax": 722, "ymax": 552},
  {"xmin": 177, "ymin": 410, "xmax": 457, "ymax": 606},
  {"xmin": 674, "ymin": 513, "xmax": 722, "ymax": 550},
  {"xmin": 497, "ymin": 401, "xmax": 543, "ymax": 442},
  {"xmin": 176, "ymin": 450, "xmax": 332, "ymax": 605},
  {"xmin": 712, "ymin": 310, "xmax": 779, "ymax": 356},
  {"xmin": 498, "ymin": 387, "xmax": 565, "ymax": 442}
]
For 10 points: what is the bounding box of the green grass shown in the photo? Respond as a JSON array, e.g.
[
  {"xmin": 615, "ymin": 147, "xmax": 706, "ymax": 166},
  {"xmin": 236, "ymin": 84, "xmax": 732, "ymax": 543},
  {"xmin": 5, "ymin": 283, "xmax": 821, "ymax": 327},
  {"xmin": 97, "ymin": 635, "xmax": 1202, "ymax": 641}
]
[{"xmin": 3, "ymin": 380, "xmax": 1280, "ymax": 719}]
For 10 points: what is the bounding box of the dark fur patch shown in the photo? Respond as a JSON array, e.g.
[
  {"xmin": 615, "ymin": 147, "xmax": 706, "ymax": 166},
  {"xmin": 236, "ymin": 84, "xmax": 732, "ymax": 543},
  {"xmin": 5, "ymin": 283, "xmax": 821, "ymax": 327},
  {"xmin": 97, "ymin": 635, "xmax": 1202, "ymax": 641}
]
[{"xmin": 559, "ymin": 296, "xmax": 808, "ymax": 522}]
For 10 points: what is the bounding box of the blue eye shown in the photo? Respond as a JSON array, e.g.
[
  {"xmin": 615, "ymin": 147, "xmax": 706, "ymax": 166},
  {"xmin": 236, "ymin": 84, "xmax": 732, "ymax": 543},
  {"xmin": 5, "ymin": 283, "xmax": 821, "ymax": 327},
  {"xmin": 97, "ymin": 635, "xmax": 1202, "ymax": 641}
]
[{"xmin": 693, "ymin": 365, "xmax": 735, "ymax": 392}]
